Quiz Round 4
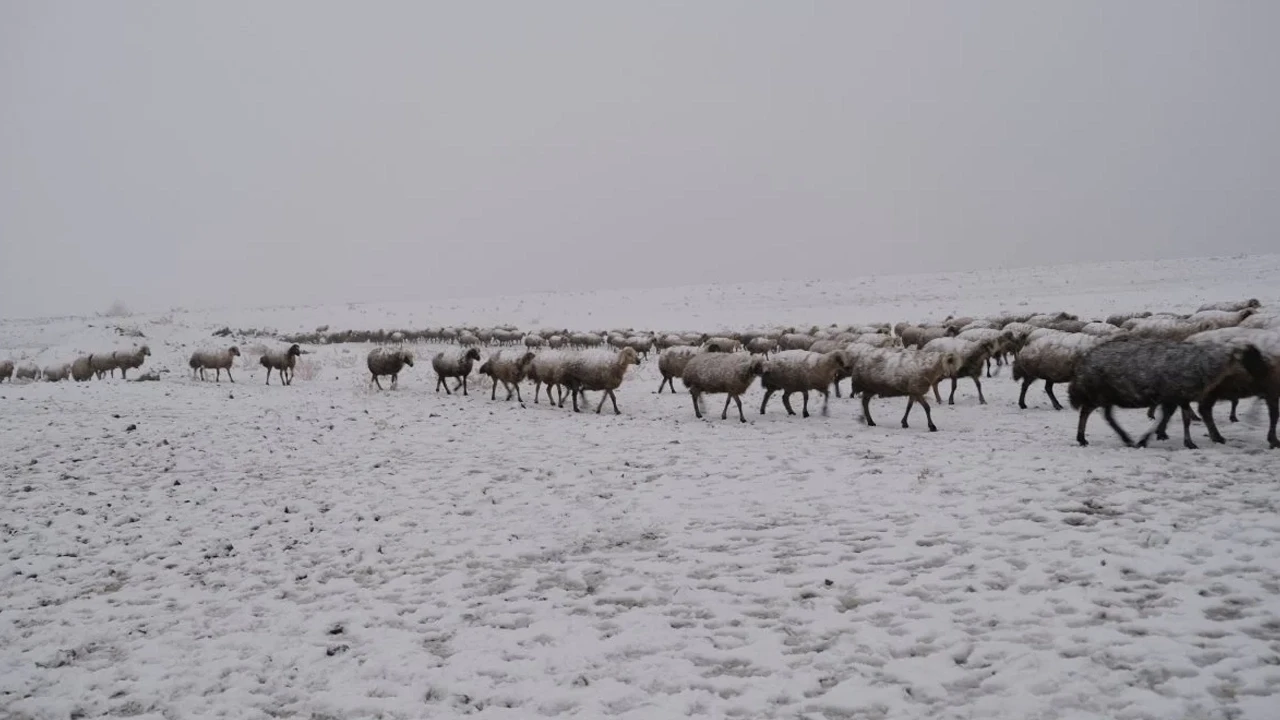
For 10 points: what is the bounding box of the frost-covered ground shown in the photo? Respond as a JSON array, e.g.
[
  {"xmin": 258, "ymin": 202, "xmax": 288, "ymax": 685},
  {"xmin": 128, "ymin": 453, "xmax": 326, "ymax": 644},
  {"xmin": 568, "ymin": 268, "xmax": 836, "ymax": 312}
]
[{"xmin": 2, "ymin": 255, "xmax": 1279, "ymax": 720}]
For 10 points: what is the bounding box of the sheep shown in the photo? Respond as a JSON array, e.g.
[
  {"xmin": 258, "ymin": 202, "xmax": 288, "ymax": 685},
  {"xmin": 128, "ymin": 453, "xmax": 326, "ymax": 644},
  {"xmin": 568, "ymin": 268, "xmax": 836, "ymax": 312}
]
[
  {"xmin": 478, "ymin": 349, "xmax": 536, "ymax": 402},
  {"xmin": 1124, "ymin": 309, "xmax": 1255, "ymax": 341},
  {"xmin": 524, "ymin": 334, "xmax": 546, "ymax": 350},
  {"xmin": 625, "ymin": 336, "xmax": 655, "ymax": 359},
  {"xmin": 898, "ymin": 325, "xmax": 955, "ymax": 349},
  {"xmin": 1186, "ymin": 328, "xmax": 1280, "ymax": 448},
  {"xmin": 432, "ymin": 347, "xmax": 482, "ymax": 395},
  {"xmin": 1106, "ymin": 311, "xmax": 1151, "ymax": 327},
  {"xmin": 260, "ymin": 344, "xmax": 302, "ymax": 385},
  {"xmin": 1197, "ymin": 298, "xmax": 1260, "ymax": 313},
  {"xmin": 527, "ymin": 350, "xmax": 572, "ymax": 404},
  {"xmin": 190, "ymin": 346, "xmax": 242, "ymax": 382},
  {"xmin": 745, "ymin": 336, "xmax": 777, "ymax": 356},
  {"xmin": 680, "ymin": 352, "xmax": 766, "ymax": 422},
  {"xmin": 1067, "ymin": 336, "xmax": 1269, "ymax": 449},
  {"xmin": 90, "ymin": 352, "xmax": 119, "ymax": 380},
  {"xmin": 560, "ymin": 347, "xmax": 640, "ymax": 414},
  {"xmin": 548, "ymin": 335, "xmax": 566, "ymax": 349},
  {"xmin": 14, "ymin": 363, "xmax": 40, "ymax": 381},
  {"xmin": 366, "ymin": 347, "xmax": 414, "ymax": 390},
  {"xmin": 847, "ymin": 348, "xmax": 963, "ymax": 432},
  {"xmin": 43, "ymin": 363, "xmax": 70, "ymax": 382},
  {"xmin": 921, "ymin": 336, "xmax": 995, "ymax": 405},
  {"xmin": 71, "ymin": 355, "xmax": 94, "ymax": 382},
  {"xmin": 957, "ymin": 328, "xmax": 1009, "ymax": 376},
  {"xmin": 657, "ymin": 345, "xmax": 702, "ymax": 394},
  {"xmin": 113, "ymin": 345, "xmax": 151, "ymax": 379},
  {"xmin": 569, "ymin": 332, "xmax": 603, "ymax": 348},
  {"xmin": 0, "ymin": 360, "xmax": 12, "ymax": 383},
  {"xmin": 778, "ymin": 333, "xmax": 816, "ymax": 351},
  {"xmin": 759, "ymin": 349, "xmax": 853, "ymax": 418},
  {"xmin": 1080, "ymin": 322, "xmax": 1124, "ymax": 337},
  {"xmin": 1011, "ymin": 333, "xmax": 1104, "ymax": 410},
  {"xmin": 702, "ymin": 337, "xmax": 740, "ymax": 353}
]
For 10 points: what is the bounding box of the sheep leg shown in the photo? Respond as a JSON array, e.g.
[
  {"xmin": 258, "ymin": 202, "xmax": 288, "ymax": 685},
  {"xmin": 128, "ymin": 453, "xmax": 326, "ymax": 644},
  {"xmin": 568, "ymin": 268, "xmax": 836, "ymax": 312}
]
[
  {"xmin": 571, "ymin": 388, "xmax": 581, "ymax": 413},
  {"xmin": 1265, "ymin": 395, "xmax": 1279, "ymax": 449},
  {"xmin": 657, "ymin": 376, "xmax": 668, "ymax": 394},
  {"xmin": 1197, "ymin": 399, "xmax": 1228, "ymax": 445},
  {"xmin": 972, "ymin": 376, "xmax": 986, "ymax": 405},
  {"xmin": 1229, "ymin": 399, "xmax": 1239, "ymax": 423},
  {"xmin": 491, "ymin": 379, "xmax": 498, "ymax": 400},
  {"xmin": 801, "ymin": 391, "xmax": 810, "ymax": 419},
  {"xmin": 391, "ymin": 373, "xmax": 398, "ymax": 389},
  {"xmin": 948, "ymin": 377, "xmax": 958, "ymax": 405},
  {"xmin": 265, "ymin": 367, "xmax": 272, "ymax": 385},
  {"xmin": 513, "ymin": 383, "xmax": 524, "ymax": 403},
  {"xmin": 733, "ymin": 395, "xmax": 747, "ymax": 423},
  {"xmin": 437, "ymin": 376, "xmax": 450, "ymax": 394},
  {"xmin": 1018, "ymin": 377, "xmax": 1033, "ymax": 410},
  {"xmin": 1137, "ymin": 402, "xmax": 1176, "ymax": 446},
  {"xmin": 691, "ymin": 391, "xmax": 703, "ymax": 419},
  {"xmin": 1102, "ymin": 406, "xmax": 1135, "ymax": 447},
  {"xmin": 1044, "ymin": 381, "xmax": 1063, "ymax": 411},
  {"xmin": 917, "ymin": 394, "xmax": 938, "ymax": 432},
  {"xmin": 1180, "ymin": 403, "xmax": 1199, "ymax": 450},
  {"xmin": 933, "ymin": 381, "xmax": 942, "ymax": 404},
  {"xmin": 1076, "ymin": 404, "xmax": 1094, "ymax": 446},
  {"xmin": 760, "ymin": 388, "xmax": 775, "ymax": 415},
  {"xmin": 820, "ymin": 389, "xmax": 831, "ymax": 417},
  {"xmin": 1146, "ymin": 405, "xmax": 1156, "ymax": 420},
  {"xmin": 781, "ymin": 392, "xmax": 797, "ymax": 416},
  {"xmin": 606, "ymin": 390, "xmax": 621, "ymax": 415},
  {"xmin": 120, "ymin": 369, "xmax": 128, "ymax": 380},
  {"xmin": 861, "ymin": 393, "xmax": 876, "ymax": 426},
  {"xmin": 372, "ymin": 374, "xmax": 384, "ymax": 390},
  {"xmin": 533, "ymin": 380, "xmax": 543, "ymax": 403},
  {"xmin": 902, "ymin": 397, "xmax": 914, "ymax": 428},
  {"xmin": 833, "ymin": 377, "xmax": 843, "ymax": 399},
  {"xmin": 721, "ymin": 394, "xmax": 733, "ymax": 420}
]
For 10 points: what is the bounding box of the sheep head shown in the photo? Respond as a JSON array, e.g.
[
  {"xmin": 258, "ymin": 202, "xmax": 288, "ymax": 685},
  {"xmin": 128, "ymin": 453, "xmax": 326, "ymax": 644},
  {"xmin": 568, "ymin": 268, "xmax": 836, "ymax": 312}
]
[
  {"xmin": 465, "ymin": 348, "xmax": 481, "ymax": 361},
  {"xmin": 401, "ymin": 350, "xmax": 415, "ymax": 366},
  {"xmin": 229, "ymin": 346, "xmax": 242, "ymax": 357},
  {"xmin": 287, "ymin": 344, "xmax": 302, "ymax": 357},
  {"xmin": 618, "ymin": 347, "xmax": 640, "ymax": 366},
  {"xmin": 517, "ymin": 352, "xmax": 536, "ymax": 370},
  {"xmin": 139, "ymin": 345, "xmax": 152, "ymax": 356}
]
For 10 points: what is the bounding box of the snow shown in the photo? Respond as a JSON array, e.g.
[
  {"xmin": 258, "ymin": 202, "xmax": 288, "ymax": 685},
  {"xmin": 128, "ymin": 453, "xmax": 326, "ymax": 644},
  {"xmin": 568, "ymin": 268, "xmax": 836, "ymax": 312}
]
[{"xmin": 2, "ymin": 254, "xmax": 1279, "ymax": 720}]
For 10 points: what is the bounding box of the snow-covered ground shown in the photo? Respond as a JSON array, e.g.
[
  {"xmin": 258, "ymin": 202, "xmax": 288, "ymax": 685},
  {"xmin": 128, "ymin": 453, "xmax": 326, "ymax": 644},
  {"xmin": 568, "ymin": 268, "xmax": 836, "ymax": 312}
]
[{"xmin": 2, "ymin": 255, "xmax": 1278, "ymax": 720}]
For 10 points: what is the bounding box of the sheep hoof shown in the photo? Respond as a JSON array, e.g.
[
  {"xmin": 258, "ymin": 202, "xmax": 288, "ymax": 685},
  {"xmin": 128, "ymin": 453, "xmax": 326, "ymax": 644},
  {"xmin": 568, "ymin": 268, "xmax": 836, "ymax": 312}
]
[
  {"xmin": 901, "ymin": 420, "xmax": 909, "ymax": 429},
  {"xmin": 802, "ymin": 411, "xmax": 810, "ymax": 418},
  {"xmin": 927, "ymin": 424, "xmax": 938, "ymax": 432},
  {"xmin": 1018, "ymin": 403, "xmax": 1027, "ymax": 410},
  {"xmin": 1184, "ymin": 440, "xmax": 1199, "ymax": 450},
  {"xmin": 1155, "ymin": 432, "xmax": 1169, "ymax": 441},
  {"xmin": 1209, "ymin": 434, "xmax": 1226, "ymax": 444},
  {"xmin": 1077, "ymin": 439, "xmax": 1089, "ymax": 446}
]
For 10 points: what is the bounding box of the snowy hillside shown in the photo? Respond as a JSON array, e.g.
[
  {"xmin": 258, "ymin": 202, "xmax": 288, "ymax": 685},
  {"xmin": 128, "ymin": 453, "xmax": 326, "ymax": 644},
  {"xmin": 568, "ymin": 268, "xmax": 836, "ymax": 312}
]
[{"xmin": 2, "ymin": 254, "xmax": 1278, "ymax": 720}]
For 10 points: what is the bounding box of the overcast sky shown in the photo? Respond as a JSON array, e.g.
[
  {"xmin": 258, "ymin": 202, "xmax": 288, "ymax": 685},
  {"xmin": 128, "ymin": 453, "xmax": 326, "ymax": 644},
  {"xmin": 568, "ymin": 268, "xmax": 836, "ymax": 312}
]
[{"xmin": 1, "ymin": 1, "xmax": 1277, "ymax": 319}]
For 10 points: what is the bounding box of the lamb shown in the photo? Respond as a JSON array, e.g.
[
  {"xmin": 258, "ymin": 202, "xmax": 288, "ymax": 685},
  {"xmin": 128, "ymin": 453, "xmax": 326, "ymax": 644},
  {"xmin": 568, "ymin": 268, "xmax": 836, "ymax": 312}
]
[
  {"xmin": 432, "ymin": 347, "xmax": 482, "ymax": 395},
  {"xmin": 71, "ymin": 355, "xmax": 94, "ymax": 382},
  {"xmin": 759, "ymin": 349, "xmax": 853, "ymax": 418},
  {"xmin": 43, "ymin": 363, "xmax": 71, "ymax": 382},
  {"xmin": 1011, "ymin": 333, "xmax": 1104, "ymax": 410},
  {"xmin": 190, "ymin": 346, "xmax": 241, "ymax": 382},
  {"xmin": 260, "ymin": 344, "xmax": 302, "ymax": 385},
  {"xmin": 478, "ymin": 349, "xmax": 536, "ymax": 402},
  {"xmin": 847, "ymin": 348, "xmax": 963, "ymax": 432},
  {"xmin": 14, "ymin": 363, "xmax": 39, "ymax": 381},
  {"xmin": 1067, "ymin": 336, "xmax": 1269, "ymax": 449},
  {"xmin": 657, "ymin": 345, "xmax": 702, "ymax": 393},
  {"xmin": 1186, "ymin": 328, "xmax": 1280, "ymax": 448},
  {"xmin": 113, "ymin": 345, "xmax": 151, "ymax": 379},
  {"xmin": 680, "ymin": 352, "xmax": 765, "ymax": 422},
  {"xmin": 745, "ymin": 337, "xmax": 777, "ymax": 356},
  {"xmin": 1197, "ymin": 298, "xmax": 1261, "ymax": 313},
  {"xmin": 366, "ymin": 347, "xmax": 414, "ymax": 390},
  {"xmin": 0, "ymin": 360, "xmax": 12, "ymax": 383},
  {"xmin": 921, "ymin": 336, "xmax": 995, "ymax": 405},
  {"xmin": 560, "ymin": 347, "xmax": 640, "ymax": 414}
]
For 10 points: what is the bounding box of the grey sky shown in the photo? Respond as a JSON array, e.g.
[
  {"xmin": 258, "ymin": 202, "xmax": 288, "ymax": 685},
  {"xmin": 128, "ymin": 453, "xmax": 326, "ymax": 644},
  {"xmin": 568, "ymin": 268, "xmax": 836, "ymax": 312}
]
[{"xmin": 2, "ymin": 1, "xmax": 1277, "ymax": 319}]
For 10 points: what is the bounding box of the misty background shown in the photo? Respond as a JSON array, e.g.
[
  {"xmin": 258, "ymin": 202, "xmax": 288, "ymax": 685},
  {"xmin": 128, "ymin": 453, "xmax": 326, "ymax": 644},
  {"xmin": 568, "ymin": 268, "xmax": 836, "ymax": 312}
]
[{"xmin": 2, "ymin": 1, "xmax": 1277, "ymax": 320}]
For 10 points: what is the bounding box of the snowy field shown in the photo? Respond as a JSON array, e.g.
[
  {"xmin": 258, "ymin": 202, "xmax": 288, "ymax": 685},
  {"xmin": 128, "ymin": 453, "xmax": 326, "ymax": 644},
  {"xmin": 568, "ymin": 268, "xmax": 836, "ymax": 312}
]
[{"xmin": 2, "ymin": 255, "xmax": 1279, "ymax": 720}]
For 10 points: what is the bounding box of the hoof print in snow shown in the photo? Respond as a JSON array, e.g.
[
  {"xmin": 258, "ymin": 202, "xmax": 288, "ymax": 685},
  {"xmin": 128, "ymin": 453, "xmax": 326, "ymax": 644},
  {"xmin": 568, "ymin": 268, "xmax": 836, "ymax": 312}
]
[{"xmin": 325, "ymin": 644, "xmax": 349, "ymax": 657}]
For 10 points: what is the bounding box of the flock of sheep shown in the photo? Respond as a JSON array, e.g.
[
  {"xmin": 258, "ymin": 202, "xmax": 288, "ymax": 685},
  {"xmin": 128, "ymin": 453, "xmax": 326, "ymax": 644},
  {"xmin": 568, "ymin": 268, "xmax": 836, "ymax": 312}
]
[
  {"xmin": 0, "ymin": 345, "xmax": 153, "ymax": 383},
  {"xmin": 3, "ymin": 298, "xmax": 1277, "ymax": 450}
]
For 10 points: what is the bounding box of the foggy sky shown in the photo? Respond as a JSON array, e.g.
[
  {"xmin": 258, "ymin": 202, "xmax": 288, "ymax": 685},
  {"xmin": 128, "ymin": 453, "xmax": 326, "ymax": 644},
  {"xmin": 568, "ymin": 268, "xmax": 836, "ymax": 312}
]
[{"xmin": 2, "ymin": 1, "xmax": 1277, "ymax": 319}]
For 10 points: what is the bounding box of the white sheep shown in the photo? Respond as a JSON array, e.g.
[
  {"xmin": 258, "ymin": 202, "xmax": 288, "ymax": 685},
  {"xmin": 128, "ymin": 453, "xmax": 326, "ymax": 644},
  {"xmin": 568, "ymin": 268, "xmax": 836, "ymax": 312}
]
[
  {"xmin": 0, "ymin": 360, "xmax": 12, "ymax": 383},
  {"xmin": 921, "ymin": 336, "xmax": 994, "ymax": 405},
  {"xmin": 848, "ymin": 347, "xmax": 963, "ymax": 432},
  {"xmin": 777, "ymin": 333, "xmax": 816, "ymax": 351},
  {"xmin": 561, "ymin": 347, "xmax": 640, "ymax": 414},
  {"xmin": 897, "ymin": 325, "xmax": 954, "ymax": 349},
  {"xmin": 190, "ymin": 346, "xmax": 242, "ymax": 382},
  {"xmin": 90, "ymin": 353, "xmax": 119, "ymax": 380},
  {"xmin": 14, "ymin": 362, "xmax": 40, "ymax": 381},
  {"xmin": 478, "ymin": 349, "xmax": 536, "ymax": 402},
  {"xmin": 1240, "ymin": 311, "xmax": 1280, "ymax": 331},
  {"xmin": 657, "ymin": 345, "xmax": 702, "ymax": 394},
  {"xmin": 702, "ymin": 337, "xmax": 741, "ymax": 353},
  {"xmin": 745, "ymin": 336, "xmax": 777, "ymax": 356},
  {"xmin": 1011, "ymin": 332, "xmax": 1104, "ymax": 410},
  {"xmin": 1196, "ymin": 298, "xmax": 1260, "ymax": 313},
  {"xmin": 759, "ymin": 349, "xmax": 853, "ymax": 418},
  {"xmin": 1079, "ymin": 322, "xmax": 1123, "ymax": 337},
  {"xmin": 1186, "ymin": 327, "xmax": 1280, "ymax": 447},
  {"xmin": 43, "ymin": 363, "xmax": 71, "ymax": 382},
  {"xmin": 957, "ymin": 328, "xmax": 1009, "ymax": 377},
  {"xmin": 432, "ymin": 347, "xmax": 482, "ymax": 395},
  {"xmin": 113, "ymin": 345, "xmax": 151, "ymax": 379},
  {"xmin": 71, "ymin": 355, "xmax": 94, "ymax": 382},
  {"xmin": 524, "ymin": 334, "xmax": 546, "ymax": 349},
  {"xmin": 260, "ymin": 344, "xmax": 302, "ymax": 385},
  {"xmin": 680, "ymin": 352, "xmax": 766, "ymax": 422},
  {"xmin": 527, "ymin": 350, "xmax": 572, "ymax": 404},
  {"xmin": 367, "ymin": 347, "xmax": 414, "ymax": 390}
]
